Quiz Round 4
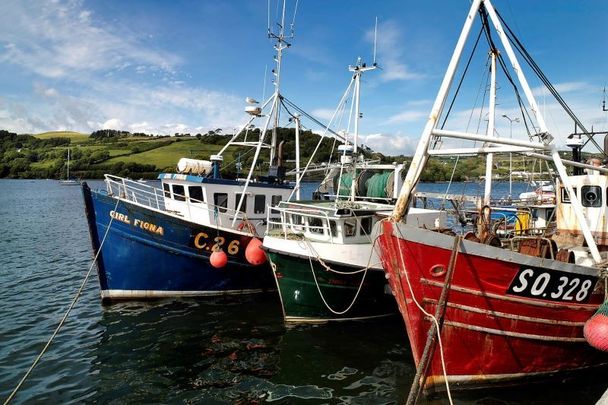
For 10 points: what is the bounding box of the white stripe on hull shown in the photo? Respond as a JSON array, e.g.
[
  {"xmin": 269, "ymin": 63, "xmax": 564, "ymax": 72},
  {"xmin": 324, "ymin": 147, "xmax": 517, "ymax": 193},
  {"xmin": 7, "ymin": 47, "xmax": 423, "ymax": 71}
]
[{"xmin": 100, "ymin": 288, "xmax": 271, "ymax": 300}]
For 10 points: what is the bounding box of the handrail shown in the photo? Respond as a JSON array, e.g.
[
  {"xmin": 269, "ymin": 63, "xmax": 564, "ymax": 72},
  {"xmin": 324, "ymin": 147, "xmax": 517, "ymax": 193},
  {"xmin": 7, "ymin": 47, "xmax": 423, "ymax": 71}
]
[{"xmin": 103, "ymin": 174, "xmax": 251, "ymax": 224}]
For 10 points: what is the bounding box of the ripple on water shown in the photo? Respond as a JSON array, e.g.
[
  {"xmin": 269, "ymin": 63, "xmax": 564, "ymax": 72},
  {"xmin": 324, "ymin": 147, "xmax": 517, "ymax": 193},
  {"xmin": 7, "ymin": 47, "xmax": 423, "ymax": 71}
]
[{"xmin": 2, "ymin": 180, "xmax": 607, "ymax": 404}]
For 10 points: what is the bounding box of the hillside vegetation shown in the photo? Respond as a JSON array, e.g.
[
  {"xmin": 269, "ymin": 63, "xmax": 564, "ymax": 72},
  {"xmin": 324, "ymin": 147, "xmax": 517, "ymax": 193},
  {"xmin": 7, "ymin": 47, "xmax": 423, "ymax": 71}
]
[{"xmin": 0, "ymin": 128, "xmax": 570, "ymax": 181}]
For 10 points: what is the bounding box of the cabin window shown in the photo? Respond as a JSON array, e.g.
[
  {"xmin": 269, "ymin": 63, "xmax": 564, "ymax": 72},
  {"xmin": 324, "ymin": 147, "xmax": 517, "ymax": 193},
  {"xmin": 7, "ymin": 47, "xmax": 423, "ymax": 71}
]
[
  {"xmin": 329, "ymin": 220, "xmax": 337, "ymax": 237},
  {"xmin": 344, "ymin": 220, "xmax": 356, "ymax": 237},
  {"xmin": 291, "ymin": 214, "xmax": 304, "ymax": 231},
  {"xmin": 254, "ymin": 195, "xmax": 266, "ymax": 214},
  {"xmin": 360, "ymin": 217, "xmax": 373, "ymax": 235},
  {"xmin": 214, "ymin": 193, "xmax": 228, "ymax": 212},
  {"xmin": 163, "ymin": 183, "xmax": 171, "ymax": 198},
  {"xmin": 309, "ymin": 217, "xmax": 324, "ymax": 234},
  {"xmin": 561, "ymin": 187, "xmax": 576, "ymax": 203},
  {"xmin": 188, "ymin": 186, "xmax": 204, "ymax": 203},
  {"xmin": 581, "ymin": 185, "xmax": 602, "ymax": 207},
  {"xmin": 272, "ymin": 195, "xmax": 282, "ymax": 206},
  {"xmin": 235, "ymin": 193, "xmax": 247, "ymax": 213},
  {"xmin": 172, "ymin": 185, "xmax": 186, "ymax": 201}
]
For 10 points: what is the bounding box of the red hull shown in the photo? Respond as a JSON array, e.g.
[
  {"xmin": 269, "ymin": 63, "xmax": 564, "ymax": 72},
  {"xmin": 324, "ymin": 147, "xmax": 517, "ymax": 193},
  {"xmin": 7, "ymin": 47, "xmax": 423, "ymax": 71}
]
[{"xmin": 378, "ymin": 221, "xmax": 608, "ymax": 390}]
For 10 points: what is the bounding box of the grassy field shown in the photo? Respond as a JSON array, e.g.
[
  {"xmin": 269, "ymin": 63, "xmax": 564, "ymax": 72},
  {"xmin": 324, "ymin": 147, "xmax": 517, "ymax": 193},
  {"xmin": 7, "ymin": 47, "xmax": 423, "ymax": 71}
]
[
  {"xmin": 22, "ymin": 131, "xmax": 268, "ymax": 176},
  {"xmin": 101, "ymin": 138, "xmax": 230, "ymax": 170},
  {"xmin": 34, "ymin": 131, "xmax": 90, "ymax": 143}
]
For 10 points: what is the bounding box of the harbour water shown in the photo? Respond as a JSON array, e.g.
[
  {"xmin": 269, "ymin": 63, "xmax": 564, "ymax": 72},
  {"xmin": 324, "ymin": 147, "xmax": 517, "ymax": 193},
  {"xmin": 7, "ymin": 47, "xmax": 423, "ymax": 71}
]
[{"xmin": 1, "ymin": 179, "xmax": 606, "ymax": 404}]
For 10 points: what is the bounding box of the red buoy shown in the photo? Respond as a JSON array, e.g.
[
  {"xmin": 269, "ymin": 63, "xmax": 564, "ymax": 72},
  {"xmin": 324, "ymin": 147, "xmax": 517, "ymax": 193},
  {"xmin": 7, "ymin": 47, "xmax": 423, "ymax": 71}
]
[
  {"xmin": 210, "ymin": 249, "xmax": 228, "ymax": 268},
  {"xmin": 245, "ymin": 238, "xmax": 266, "ymax": 266},
  {"xmin": 584, "ymin": 313, "xmax": 608, "ymax": 352}
]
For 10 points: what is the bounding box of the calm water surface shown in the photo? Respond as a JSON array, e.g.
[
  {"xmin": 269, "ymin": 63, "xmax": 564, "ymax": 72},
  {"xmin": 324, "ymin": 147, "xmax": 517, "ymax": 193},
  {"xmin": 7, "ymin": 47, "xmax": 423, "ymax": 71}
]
[{"xmin": 0, "ymin": 179, "xmax": 606, "ymax": 404}]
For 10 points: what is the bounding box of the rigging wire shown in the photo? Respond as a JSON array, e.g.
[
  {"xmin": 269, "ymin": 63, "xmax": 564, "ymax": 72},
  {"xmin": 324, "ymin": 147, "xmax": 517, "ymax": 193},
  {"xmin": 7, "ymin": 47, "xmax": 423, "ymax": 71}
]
[{"xmin": 495, "ymin": 8, "xmax": 605, "ymax": 155}]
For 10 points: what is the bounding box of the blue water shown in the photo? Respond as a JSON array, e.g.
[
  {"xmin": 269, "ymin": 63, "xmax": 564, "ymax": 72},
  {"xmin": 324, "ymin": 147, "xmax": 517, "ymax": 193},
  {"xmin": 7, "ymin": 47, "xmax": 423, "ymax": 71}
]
[{"xmin": 0, "ymin": 179, "xmax": 606, "ymax": 404}]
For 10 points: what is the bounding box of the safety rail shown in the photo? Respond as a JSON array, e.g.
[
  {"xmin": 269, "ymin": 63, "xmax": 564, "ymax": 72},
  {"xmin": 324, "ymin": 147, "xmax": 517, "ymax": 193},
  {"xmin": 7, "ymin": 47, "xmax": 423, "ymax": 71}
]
[
  {"xmin": 104, "ymin": 174, "xmax": 252, "ymax": 225},
  {"xmin": 267, "ymin": 204, "xmax": 335, "ymax": 243},
  {"xmin": 105, "ymin": 174, "xmax": 165, "ymax": 211}
]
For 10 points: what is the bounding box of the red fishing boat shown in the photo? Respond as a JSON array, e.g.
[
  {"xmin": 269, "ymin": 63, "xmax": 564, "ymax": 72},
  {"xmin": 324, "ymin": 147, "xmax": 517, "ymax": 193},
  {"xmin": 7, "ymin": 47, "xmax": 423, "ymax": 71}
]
[{"xmin": 377, "ymin": 0, "xmax": 608, "ymax": 394}]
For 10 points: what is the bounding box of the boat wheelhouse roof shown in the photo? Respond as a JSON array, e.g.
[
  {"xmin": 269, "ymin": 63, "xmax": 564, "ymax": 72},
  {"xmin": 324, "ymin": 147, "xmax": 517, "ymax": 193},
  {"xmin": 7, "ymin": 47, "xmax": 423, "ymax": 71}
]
[{"xmin": 158, "ymin": 173, "xmax": 294, "ymax": 189}]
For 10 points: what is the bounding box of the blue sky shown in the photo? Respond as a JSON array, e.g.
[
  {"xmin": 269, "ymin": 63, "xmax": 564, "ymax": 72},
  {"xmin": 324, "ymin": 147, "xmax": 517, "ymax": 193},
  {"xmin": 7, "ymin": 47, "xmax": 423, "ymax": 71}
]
[{"xmin": 0, "ymin": 0, "xmax": 606, "ymax": 155}]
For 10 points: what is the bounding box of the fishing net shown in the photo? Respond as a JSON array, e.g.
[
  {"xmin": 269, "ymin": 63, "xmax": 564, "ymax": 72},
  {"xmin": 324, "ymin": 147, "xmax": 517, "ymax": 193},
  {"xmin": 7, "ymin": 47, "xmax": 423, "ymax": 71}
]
[{"xmin": 366, "ymin": 172, "xmax": 391, "ymax": 198}]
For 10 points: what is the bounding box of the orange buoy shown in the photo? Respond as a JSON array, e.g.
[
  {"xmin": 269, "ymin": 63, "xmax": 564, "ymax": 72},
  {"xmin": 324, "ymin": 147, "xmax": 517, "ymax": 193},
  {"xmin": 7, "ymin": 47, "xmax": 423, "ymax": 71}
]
[
  {"xmin": 245, "ymin": 238, "xmax": 266, "ymax": 266},
  {"xmin": 584, "ymin": 301, "xmax": 608, "ymax": 352},
  {"xmin": 210, "ymin": 249, "xmax": 228, "ymax": 268}
]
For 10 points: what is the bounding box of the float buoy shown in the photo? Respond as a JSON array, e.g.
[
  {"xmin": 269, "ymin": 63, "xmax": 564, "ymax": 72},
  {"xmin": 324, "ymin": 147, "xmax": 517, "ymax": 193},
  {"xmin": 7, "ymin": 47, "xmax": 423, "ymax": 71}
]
[
  {"xmin": 584, "ymin": 301, "xmax": 608, "ymax": 352},
  {"xmin": 245, "ymin": 238, "xmax": 266, "ymax": 266},
  {"xmin": 210, "ymin": 249, "xmax": 228, "ymax": 268}
]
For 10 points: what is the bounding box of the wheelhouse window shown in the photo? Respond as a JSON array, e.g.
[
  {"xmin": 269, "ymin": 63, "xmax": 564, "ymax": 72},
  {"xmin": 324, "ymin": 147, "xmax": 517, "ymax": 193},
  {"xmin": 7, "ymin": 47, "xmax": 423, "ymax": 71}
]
[
  {"xmin": 581, "ymin": 185, "xmax": 602, "ymax": 207},
  {"xmin": 235, "ymin": 193, "xmax": 247, "ymax": 213},
  {"xmin": 360, "ymin": 217, "xmax": 373, "ymax": 235},
  {"xmin": 254, "ymin": 195, "xmax": 266, "ymax": 214},
  {"xmin": 214, "ymin": 193, "xmax": 228, "ymax": 212},
  {"xmin": 271, "ymin": 195, "xmax": 282, "ymax": 206},
  {"xmin": 308, "ymin": 217, "xmax": 324, "ymax": 234},
  {"xmin": 343, "ymin": 220, "xmax": 356, "ymax": 237},
  {"xmin": 188, "ymin": 186, "xmax": 204, "ymax": 203},
  {"xmin": 329, "ymin": 220, "xmax": 337, "ymax": 237},
  {"xmin": 560, "ymin": 187, "xmax": 576, "ymax": 203},
  {"xmin": 172, "ymin": 185, "xmax": 186, "ymax": 201},
  {"xmin": 163, "ymin": 183, "xmax": 171, "ymax": 198}
]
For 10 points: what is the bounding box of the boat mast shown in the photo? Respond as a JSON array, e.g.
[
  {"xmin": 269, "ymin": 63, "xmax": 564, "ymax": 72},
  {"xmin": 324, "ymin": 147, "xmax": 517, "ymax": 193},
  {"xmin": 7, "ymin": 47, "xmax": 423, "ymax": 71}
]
[
  {"xmin": 390, "ymin": 0, "xmax": 602, "ymax": 263},
  {"xmin": 66, "ymin": 148, "xmax": 70, "ymax": 180},
  {"xmin": 348, "ymin": 22, "xmax": 379, "ymax": 201},
  {"xmin": 483, "ymin": 50, "xmax": 498, "ymax": 207},
  {"xmin": 391, "ymin": 0, "xmax": 482, "ymax": 221},
  {"xmin": 231, "ymin": 0, "xmax": 293, "ymax": 225},
  {"xmin": 269, "ymin": 0, "xmax": 291, "ymax": 165},
  {"xmin": 294, "ymin": 114, "xmax": 301, "ymax": 200}
]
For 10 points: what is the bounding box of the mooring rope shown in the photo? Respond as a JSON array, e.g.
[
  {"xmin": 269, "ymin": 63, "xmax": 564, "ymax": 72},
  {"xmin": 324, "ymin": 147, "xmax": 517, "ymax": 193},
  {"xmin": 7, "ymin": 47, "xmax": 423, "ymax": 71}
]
[
  {"xmin": 393, "ymin": 222, "xmax": 453, "ymax": 404},
  {"xmin": 3, "ymin": 197, "xmax": 120, "ymax": 405},
  {"xmin": 303, "ymin": 236, "xmax": 379, "ymax": 316}
]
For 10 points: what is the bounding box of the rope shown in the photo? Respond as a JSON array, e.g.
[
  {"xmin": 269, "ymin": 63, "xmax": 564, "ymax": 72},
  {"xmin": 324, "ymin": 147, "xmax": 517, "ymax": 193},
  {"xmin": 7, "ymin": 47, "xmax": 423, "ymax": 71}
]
[
  {"xmin": 303, "ymin": 236, "xmax": 379, "ymax": 316},
  {"xmin": 392, "ymin": 221, "xmax": 453, "ymax": 404},
  {"xmin": 4, "ymin": 197, "xmax": 120, "ymax": 405}
]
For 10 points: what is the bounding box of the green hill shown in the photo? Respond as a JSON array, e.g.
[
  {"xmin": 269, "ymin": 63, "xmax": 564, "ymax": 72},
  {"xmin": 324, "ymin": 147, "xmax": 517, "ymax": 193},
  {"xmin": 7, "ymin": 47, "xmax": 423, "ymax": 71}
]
[{"xmin": 34, "ymin": 131, "xmax": 90, "ymax": 143}]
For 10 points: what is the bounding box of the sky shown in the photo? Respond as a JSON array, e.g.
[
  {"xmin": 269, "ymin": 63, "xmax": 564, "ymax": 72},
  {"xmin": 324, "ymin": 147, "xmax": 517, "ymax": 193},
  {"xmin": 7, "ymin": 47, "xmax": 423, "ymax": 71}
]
[{"xmin": 0, "ymin": 0, "xmax": 607, "ymax": 155}]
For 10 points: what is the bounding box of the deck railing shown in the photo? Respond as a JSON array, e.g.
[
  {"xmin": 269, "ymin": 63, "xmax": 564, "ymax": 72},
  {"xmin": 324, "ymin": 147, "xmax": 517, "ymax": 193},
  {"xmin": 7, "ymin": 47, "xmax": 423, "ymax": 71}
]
[
  {"xmin": 105, "ymin": 175, "xmax": 166, "ymax": 211},
  {"xmin": 266, "ymin": 203, "xmax": 335, "ymax": 243},
  {"xmin": 104, "ymin": 174, "xmax": 252, "ymax": 227}
]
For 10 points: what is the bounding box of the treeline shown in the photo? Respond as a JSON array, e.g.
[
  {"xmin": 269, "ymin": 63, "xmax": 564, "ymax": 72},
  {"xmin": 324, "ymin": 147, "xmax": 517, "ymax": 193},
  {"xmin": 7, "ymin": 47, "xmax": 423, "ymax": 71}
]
[{"xmin": 0, "ymin": 127, "xmax": 534, "ymax": 182}]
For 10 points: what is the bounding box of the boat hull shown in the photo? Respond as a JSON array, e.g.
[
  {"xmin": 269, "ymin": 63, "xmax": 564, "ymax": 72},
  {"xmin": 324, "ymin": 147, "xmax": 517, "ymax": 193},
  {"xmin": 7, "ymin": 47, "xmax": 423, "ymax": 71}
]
[
  {"xmin": 377, "ymin": 221, "xmax": 608, "ymax": 391},
  {"xmin": 266, "ymin": 245, "xmax": 397, "ymax": 323},
  {"xmin": 82, "ymin": 183, "xmax": 274, "ymax": 301}
]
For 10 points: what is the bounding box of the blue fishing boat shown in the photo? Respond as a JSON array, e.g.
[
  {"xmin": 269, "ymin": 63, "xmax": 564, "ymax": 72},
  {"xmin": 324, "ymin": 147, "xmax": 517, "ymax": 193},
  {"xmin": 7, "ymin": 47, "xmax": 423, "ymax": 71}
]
[
  {"xmin": 82, "ymin": 172, "xmax": 291, "ymax": 301},
  {"xmin": 82, "ymin": 7, "xmax": 308, "ymax": 301}
]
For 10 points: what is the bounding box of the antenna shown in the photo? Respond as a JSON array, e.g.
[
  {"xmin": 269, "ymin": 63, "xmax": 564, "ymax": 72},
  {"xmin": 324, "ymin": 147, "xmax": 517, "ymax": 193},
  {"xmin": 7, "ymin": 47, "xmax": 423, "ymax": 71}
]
[
  {"xmin": 603, "ymin": 86, "xmax": 607, "ymax": 112},
  {"xmin": 373, "ymin": 17, "xmax": 378, "ymax": 65},
  {"xmin": 290, "ymin": 0, "xmax": 299, "ymax": 38}
]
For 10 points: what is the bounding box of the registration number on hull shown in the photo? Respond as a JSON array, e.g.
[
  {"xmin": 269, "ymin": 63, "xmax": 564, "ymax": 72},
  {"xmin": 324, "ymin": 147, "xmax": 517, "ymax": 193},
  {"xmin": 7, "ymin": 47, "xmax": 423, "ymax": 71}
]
[{"xmin": 507, "ymin": 266, "xmax": 597, "ymax": 303}]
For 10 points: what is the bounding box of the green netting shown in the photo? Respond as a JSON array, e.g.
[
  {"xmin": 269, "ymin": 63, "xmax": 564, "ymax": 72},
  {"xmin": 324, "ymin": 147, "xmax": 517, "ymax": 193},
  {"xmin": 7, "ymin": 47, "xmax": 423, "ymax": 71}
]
[
  {"xmin": 366, "ymin": 172, "xmax": 391, "ymax": 198},
  {"xmin": 595, "ymin": 300, "xmax": 608, "ymax": 316},
  {"xmin": 337, "ymin": 173, "xmax": 353, "ymax": 197}
]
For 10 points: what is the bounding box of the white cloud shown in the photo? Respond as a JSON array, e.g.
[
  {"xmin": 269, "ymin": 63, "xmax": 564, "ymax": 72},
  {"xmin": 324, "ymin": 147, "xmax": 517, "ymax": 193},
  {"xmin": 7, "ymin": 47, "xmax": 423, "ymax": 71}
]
[
  {"xmin": 311, "ymin": 108, "xmax": 338, "ymax": 122},
  {"xmin": 365, "ymin": 21, "xmax": 424, "ymax": 82},
  {"xmin": 387, "ymin": 110, "xmax": 428, "ymax": 124},
  {"xmin": 532, "ymin": 81, "xmax": 593, "ymax": 96},
  {"xmin": 0, "ymin": 0, "xmax": 180, "ymax": 79},
  {"xmin": 362, "ymin": 132, "xmax": 419, "ymax": 155},
  {"xmin": 102, "ymin": 118, "xmax": 124, "ymax": 130}
]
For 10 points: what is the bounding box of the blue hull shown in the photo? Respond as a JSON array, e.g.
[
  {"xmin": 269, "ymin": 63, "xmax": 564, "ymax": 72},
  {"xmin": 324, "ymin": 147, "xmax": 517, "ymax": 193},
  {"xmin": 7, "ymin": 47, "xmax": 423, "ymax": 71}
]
[{"xmin": 82, "ymin": 183, "xmax": 274, "ymax": 301}]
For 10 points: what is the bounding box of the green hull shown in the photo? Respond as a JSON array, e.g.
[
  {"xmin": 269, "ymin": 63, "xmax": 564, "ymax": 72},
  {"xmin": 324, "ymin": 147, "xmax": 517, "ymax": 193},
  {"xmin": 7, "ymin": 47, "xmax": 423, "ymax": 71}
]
[{"xmin": 268, "ymin": 251, "xmax": 397, "ymax": 323}]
